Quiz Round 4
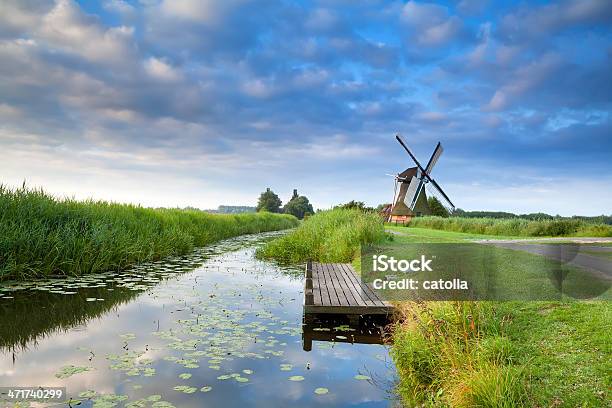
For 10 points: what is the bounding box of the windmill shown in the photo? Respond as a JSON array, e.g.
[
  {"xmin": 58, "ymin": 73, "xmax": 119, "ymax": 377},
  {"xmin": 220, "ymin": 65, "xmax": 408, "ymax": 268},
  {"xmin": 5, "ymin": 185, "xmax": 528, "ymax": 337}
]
[{"xmin": 386, "ymin": 134, "xmax": 455, "ymax": 223}]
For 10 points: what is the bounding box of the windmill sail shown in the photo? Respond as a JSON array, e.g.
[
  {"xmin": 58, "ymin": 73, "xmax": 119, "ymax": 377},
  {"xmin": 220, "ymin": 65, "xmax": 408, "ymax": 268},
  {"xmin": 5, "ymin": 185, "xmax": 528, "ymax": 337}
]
[
  {"xmin": 393, "ymin": 134, "xmax": 456, "ymax": 215},
  {"xmin": 403, "ymin": 176, "xmax": 421, "ymax": 209},
  {"xmin": 425, "ymin": 142, "xmax": 443, "ymax": 174}
]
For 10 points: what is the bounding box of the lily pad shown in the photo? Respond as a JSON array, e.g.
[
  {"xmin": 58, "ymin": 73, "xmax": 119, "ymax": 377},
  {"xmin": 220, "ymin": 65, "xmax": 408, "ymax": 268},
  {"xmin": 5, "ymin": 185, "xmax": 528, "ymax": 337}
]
[
  {"xmin": 314, "ymin": 388, "xmax": 329, "ymax": 395},
  {"xmin": 354, "ymin": 374, "xmax": 371, "ymax": 381},
  {"xmin": 178, "ymin": 373, "xmax": 192, "ymax": 380},
  {"xmin": 288, "ymin": 375, "xmax": 304, "ymax": 381},
  {"xmin": 200, "ymin": 386, "xmax": 212, "ymax": 393},
  {"xmin": 55, "ymin": 365, "xmax": 93, "ymax": 379}
]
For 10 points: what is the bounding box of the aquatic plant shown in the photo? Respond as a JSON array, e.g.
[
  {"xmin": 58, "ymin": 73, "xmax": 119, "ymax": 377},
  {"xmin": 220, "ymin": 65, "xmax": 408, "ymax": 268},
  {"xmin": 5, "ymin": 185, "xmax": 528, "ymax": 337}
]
[
  {"xmin": 0, "ymin": 185, "xmax": 298, "ymax": 280},
  {"xmin": 256, "ymin": 208, "xmax": 386, "ymax": 263}
]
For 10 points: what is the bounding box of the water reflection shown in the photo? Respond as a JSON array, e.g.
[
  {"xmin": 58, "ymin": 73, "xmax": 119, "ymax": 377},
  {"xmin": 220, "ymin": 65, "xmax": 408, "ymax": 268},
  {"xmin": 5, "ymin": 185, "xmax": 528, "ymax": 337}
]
[
  {"xmin": 0, "ymin": 232, "xmax": 396, "ymax": 407},
  {"xmin": 302, "ymin": 316, "xmax": 390, "ymax": 352}
]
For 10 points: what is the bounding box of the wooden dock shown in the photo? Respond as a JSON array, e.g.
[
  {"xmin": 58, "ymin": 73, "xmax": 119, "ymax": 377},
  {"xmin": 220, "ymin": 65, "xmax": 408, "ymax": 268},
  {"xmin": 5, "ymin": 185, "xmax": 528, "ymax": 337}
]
[{"xmin": 303, "ymin": 262, "xmax": 394, "ymax": 323}]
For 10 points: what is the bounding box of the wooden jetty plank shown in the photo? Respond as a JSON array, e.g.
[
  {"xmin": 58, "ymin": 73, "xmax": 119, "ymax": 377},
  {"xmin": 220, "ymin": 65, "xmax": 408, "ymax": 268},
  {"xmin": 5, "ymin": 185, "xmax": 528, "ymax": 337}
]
[
  {"xmin": 313, "ymin": 263, "xmax": 332, "ymax": 306},
  {"xmin": 330, "ymin": 263, "xmax": 363, "ymax": 306},
  {"xmin": 335, "ymin": 263, "xmax": 372, "ymax": 307},
  {"xmin": 325, "ymin": 263, "xmax": 352, "ymax": 306},
  {"xmin": 303, "ymin": 262, "xmax": 393, "ymax": 315},
  {"xmin": 321, "ymin": 263, "xmax": 342, "ymax": 306},
  {"xmin": 339, "ymin": 263, "xmax": 386, "ymax": 306},
  {"xmin": 307, "ymin": 262, "xmax": 323, "ymax": 307},
  {"xmin": 343, "ymin": 263, "xmax": 388, "ymax": 306}
]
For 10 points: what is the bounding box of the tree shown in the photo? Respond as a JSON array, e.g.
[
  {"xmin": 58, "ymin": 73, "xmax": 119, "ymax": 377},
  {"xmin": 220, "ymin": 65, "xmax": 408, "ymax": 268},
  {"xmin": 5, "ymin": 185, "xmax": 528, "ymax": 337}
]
[
  {"xmin": 376, "ymin": 203, "xmax": 391, "ymax": 212},
  {"xmin": 428, "ymin": 196, "xmax": 449, "ymax": 217},
  {"xmin": 283, "ymin": 189, "xmax": 314, "ymax": 219},
  {"xmin": 257, "ymin": 188, "xmax": 282, "ymax": 213}
]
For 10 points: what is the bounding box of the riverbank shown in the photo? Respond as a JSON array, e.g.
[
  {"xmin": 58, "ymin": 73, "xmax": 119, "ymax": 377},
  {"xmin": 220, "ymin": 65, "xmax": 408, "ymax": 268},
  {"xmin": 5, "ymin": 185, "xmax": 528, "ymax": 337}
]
[
  {"xmin": 261, "ymin": 215, "xmax": 611, "ymax": 406},
  {"xmin": 387, "ymin": 226, "xmax": 610, "ymax": 407},
  {"xmin": 256, "ymin": 208, "xmax": 386, "ymax": 263},
  {"xmin": 0, "ymin": 186, "xmax": 298, "ymax": 281}
]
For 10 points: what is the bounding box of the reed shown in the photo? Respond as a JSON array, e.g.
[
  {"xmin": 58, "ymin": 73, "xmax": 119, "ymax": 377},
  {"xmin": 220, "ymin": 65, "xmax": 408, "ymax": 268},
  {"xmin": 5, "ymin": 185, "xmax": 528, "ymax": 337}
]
[
  {"xmin": 407, "ymin": 216, "xmax": 612, "ymax": 237},
  {"xmin": 0, "ymin": 185, "xmax": 298, "ymax": 280},
  {"xmin": 256, "ymin": 208, "xmax": 386, "ymax": 263},
  {"xmin": 391, "ymin": 301, "xmax": 527, "ymax": 407}
]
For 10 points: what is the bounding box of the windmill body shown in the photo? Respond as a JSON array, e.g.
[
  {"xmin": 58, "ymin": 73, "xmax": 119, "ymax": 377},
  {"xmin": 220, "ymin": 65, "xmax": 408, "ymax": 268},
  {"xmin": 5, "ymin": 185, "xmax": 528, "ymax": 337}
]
[
  {"xmin": 388, "ymin": 167, "xmax": 431, "ymax": 223},
  {"xmin": 386, "ymin": 135, "xmax": 455, "ymax": 224}
]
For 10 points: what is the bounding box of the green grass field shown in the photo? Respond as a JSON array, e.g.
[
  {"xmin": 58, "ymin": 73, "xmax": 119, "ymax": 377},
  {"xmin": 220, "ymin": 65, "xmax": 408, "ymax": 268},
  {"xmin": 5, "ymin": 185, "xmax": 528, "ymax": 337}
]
[
  {"xmin": 388, "ymin": 226, "xmax": 611, "ymax": 407},
  {"xmin": 0, "ymin": 186, "xmax": 298, "ymax": 280}
]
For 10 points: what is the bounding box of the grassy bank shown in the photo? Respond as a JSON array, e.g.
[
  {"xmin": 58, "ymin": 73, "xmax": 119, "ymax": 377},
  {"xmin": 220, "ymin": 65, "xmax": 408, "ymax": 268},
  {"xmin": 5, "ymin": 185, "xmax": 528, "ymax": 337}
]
[
  {"xmin": 407, "ymin": 216, "xmax": 612, "ymax": 237},
  {"xmin": 0, "ymin": 186, "xmax": 298, "ymax": 281},
  {"xmin": 389, "ymin": 227, "xmax": 610, "ymax": 407},
  {"xmin": 256, "ymin": 208, "xmax": 386, "ymax": 263},
  {"xmin": 392, "ymin": 301, "xmax": 528, "ymax": 407}
]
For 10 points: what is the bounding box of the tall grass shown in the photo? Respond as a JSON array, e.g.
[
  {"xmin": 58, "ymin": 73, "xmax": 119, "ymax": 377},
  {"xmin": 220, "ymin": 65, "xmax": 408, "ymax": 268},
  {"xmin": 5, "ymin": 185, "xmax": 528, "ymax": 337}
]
[
  {"xmin": 0, "ymin": 185, "xmax": 298, "ymax": 280},
  {"xmin": 256, "ymin": 208, "xmax": 386, "ymax": 263},
  {"xmin": 408, "ymin": 216, "xmax": 612, "ymax": 237},
  {"xmin": 391, "ymin": 302, "xmax": 527, "ymax": 407}
]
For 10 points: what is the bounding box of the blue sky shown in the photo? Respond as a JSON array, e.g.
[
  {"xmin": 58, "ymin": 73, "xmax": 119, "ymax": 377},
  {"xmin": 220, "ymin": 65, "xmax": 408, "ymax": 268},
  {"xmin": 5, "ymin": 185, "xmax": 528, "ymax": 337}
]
[{"xmin": 0, "ymin": 0, "xmax": 610, "ymax": 215}]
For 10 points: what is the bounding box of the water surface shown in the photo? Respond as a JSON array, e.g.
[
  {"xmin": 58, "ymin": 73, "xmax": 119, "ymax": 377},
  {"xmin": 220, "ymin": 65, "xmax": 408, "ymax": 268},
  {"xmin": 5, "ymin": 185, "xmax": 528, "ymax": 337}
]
[{"xmin": 0, "ymin": 232, "xmax": 396, "ymax": 407}]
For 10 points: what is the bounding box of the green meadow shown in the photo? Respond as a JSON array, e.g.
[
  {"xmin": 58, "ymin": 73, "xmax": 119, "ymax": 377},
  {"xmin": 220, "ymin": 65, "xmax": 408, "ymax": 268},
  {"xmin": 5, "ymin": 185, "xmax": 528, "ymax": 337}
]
[
  {"xmin": 387, "ymin": 227, "xmax": 610, "ymax": 407},
  {"xmin": 0, "ymin": 186, "xmax": 298, "ymax": 281}
]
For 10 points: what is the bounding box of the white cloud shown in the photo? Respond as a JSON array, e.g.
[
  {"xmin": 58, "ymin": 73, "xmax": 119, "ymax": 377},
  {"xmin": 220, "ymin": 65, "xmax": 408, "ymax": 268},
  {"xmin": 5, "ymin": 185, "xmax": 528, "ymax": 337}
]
[
  {"xmin": 39, "ymin": 0, "xmax": 135, "ymax": 65},
  {"xmin": 401, "ymin": 1, "xmax": 463, "ymax": 46},
  {"xmin": 103, "ymin": 0, "xmax": 136, "ymax": 16},
  {"xmin": 158, "ymin": 0, "xmax": 246, "ymax": 25},
  {"xmin": 485, "ymin": 53, "xmax": 563, "ymax": 111},
  {"xmin": 144, "ymin": 57, "xmax": 181, "ymax": 81}
]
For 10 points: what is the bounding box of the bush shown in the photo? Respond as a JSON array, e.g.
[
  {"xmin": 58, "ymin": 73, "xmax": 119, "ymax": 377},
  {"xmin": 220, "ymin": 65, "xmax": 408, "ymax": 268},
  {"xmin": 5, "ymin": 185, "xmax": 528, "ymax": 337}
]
[
  {"xmin": 0, "ymin": 185, "xmax": 298, "ymax": 280},
  {"xmin": 256, "ymin": 208, "xmax": 386, "ymax": 263}
]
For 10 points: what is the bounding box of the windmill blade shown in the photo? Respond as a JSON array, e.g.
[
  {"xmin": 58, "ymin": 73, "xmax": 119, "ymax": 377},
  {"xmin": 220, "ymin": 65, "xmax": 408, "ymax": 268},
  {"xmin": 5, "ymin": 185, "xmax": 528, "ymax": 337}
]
[
  {"xmin": 409, "ymin": 178, "xmax": 426, "ymax": 210},
  {"xmin": 425, "ymin": 142, "xmax": 443, "ymax": 174},
  {"xmin": 395, "ymin": 134, "xmax": 427, "ymax": 172},
  {"xmin": 403, "ymin": 176, "xmax": 422, "ymax": 210},
  {"xmin": 428, "ymin": 177, "xmax": 455, "ymax": 210}
]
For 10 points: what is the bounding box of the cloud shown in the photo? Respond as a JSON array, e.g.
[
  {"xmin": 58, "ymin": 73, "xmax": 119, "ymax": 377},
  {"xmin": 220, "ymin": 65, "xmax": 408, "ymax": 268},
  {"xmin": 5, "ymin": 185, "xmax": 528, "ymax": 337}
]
[
  {"xmin": 0, "ymin": 0, "xmax": 610, "ymax": 214},
  {"xmin": 144, "ymin": 57, "xmax": 181, "ymax": 81},
  {"xmin": 401, "ymin": 1, "xmax": 465, "ymax": 46},
  {"xmin": 39, "ymin": 0, "xmax": 136, "ymax": 65},
  {"xmin": 499, "ymin": 0, "xmax": 612, "ymax": 42}
]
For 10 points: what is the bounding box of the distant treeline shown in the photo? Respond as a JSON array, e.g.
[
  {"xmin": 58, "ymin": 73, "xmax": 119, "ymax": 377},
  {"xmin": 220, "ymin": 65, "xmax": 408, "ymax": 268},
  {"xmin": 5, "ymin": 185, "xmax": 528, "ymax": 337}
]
[
  {"xmin": 215, "ymin": 205, "xmax": 256, "ymax": 214},
  {"xmin": 453, "ymin": 209, "xmax": 612, "ymax": 225}
]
